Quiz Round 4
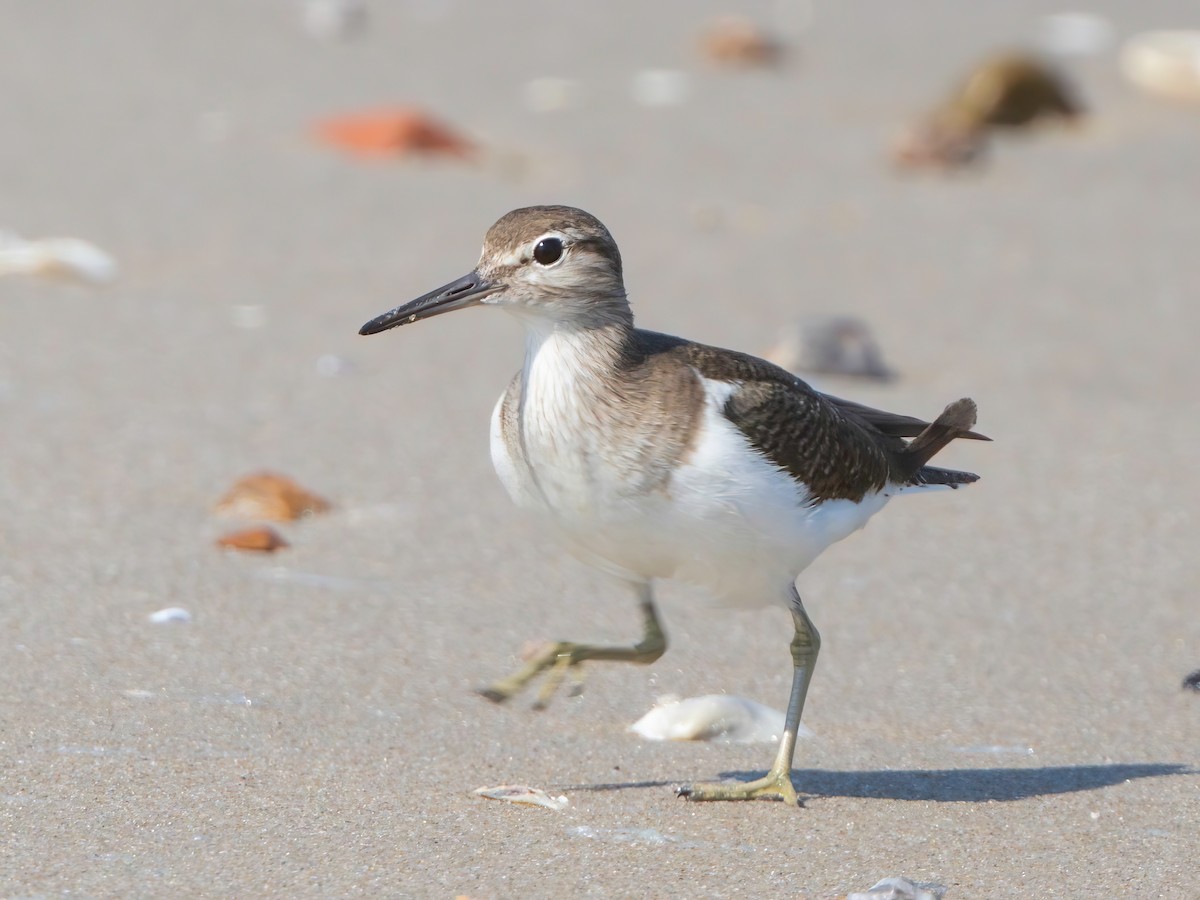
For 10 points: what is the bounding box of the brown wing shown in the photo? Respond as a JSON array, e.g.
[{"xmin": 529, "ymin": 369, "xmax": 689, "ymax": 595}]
[
  {"xmin": 721, "ymin": 379, "xmax": 894, "ymax": 503},
  {"xmin": 629, "ymin": 332, "xmax": 896, "ymax": 503},
  {"xmin": 627, "ymin": 330, "xmax": 983, "ymax": 502}
]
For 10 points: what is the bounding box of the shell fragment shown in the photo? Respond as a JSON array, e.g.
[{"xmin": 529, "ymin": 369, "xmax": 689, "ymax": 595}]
[
  {"xmin": 472, "ymin": 785, "xmax": 568, "ymax": 811},
  {"xmin": 630, "ymin": 694, "xmax": 809, "ymax": 743},
  {"xmin": 0, "ymin": 232, "xmax": 118, "ymax": 285}
]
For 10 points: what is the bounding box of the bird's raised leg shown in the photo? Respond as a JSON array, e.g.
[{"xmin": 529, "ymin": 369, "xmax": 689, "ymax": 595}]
[
  {"xmin": 477, "ymin": 581, "xmax": 666, "ymax": 708},
  {"xmin": 679, "ymin": 587, "xmax": 819, "ymax": 805}
]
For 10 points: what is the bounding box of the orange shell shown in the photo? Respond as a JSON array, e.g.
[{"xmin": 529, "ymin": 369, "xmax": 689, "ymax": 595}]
[
  {"xmin": 216, "ymin": 526, "xmax": 290, "ymax": 553},
  {"xmin": 699, "ymin": 17, "xmax": 784, "ymax": 67},
  {"xmin": 313, "ymin": 108, "xmax": 475, "ymax": 159},
  {"xmin": 214, "ymin": 472, "xmax": 331, "ymax": 522}
]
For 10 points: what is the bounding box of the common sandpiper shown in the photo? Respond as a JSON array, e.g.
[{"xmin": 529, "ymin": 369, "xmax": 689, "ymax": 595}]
[{"xmin": 360, "ymin": 205, "xmax": 987, "ymax": 805}]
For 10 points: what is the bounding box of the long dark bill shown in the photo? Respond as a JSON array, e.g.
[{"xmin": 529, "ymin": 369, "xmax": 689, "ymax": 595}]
[{"xmin": 358, "ymin": 272, "xmax": 499, "ymax": 335}]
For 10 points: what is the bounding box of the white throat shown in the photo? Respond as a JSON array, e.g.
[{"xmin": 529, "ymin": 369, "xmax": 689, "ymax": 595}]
[{"xmin": 508, "ymin": 307, "xmax": 627, "ymax": 395}]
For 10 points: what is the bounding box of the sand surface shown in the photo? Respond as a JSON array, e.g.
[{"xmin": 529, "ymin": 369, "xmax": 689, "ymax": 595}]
[{"xmin": 2, "ymin": 1, "xmax": 1198, "ymax": 897}]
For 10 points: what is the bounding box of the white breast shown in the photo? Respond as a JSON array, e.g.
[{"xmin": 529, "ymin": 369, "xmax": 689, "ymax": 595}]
[{"xmin": 489, "ymin": 327, "xmax": 652, "ymax": 518}]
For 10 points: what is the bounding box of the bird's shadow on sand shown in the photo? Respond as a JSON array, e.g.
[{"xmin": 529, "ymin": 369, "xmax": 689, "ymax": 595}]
[
  {"xmin": 561, "ymin": 763, "xmax": 1190, "ymax": 802},
  {"xmin": 732, "ymin": 763, "xmax": 1191, "ymax": 802}
]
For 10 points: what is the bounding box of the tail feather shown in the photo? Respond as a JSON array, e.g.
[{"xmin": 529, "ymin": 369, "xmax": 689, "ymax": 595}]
[
  {"xmin": 911, "ymin": 464, "xmax": 980, "ymax": 488},
  {"xmin": 897, "ymin": 398, "xmax": 985, "ymax": 481}
]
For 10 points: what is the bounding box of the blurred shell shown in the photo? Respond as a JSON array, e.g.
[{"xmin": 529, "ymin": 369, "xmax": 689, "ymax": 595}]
[
  {"xmin": 763, "ymin": 315, "xmax": 893, "ymax": 380},
  {"xmin": 214, "ymin": 472, "xmax": 331, "ymax": 522},
  {"xmin": 148, "ymin": 607, "xmax": 192, "ymax": 624},
  {"xmin": 314, "ymin": 108, "xmax": 475, "ymax": 159},
  {"xmin": 891, "ymin": 121, "xmax": 987, "ymax": 169},
  {"xmin": 893, "ymin": 54, "xmax": 1082, "ymax": 169},
  {"xmin": 699, "ymin": 17, "xmax": 785, "ymax": 67},
  {"xmin": 629, "ymin": 694, "xmax": 809, "ymax": 743},
  {"xmin": 230, "ymin": 305, "xmax": 267, "ymax": 329},
  {"xmin": 216, "ymin": 526, "xmax": 290, "ymax": 553},
  {"xmin": 943, "ymin": 54, "xmax": 1083, "ymax": 128},
  {"xmin": 302, "ymin": 0, "xmax": 367, "ymax": 40},
  {"xmin": 631, "ymin": 70, "xmax": 690, "ymax": 107},
  {"xmin": 0, "ymin": 232, "xmax": 118, "ymax": 285},
  {"xmin": 1121, "ymin": 32, "xmax": 1200, "ymax": 103},
  {"xmin": 523, "ymin": 77, "xmax": 582, "ymax": 113},
  {"xmin": 473, "ymin": 785, "xmax": 568, "ymax": 811}
]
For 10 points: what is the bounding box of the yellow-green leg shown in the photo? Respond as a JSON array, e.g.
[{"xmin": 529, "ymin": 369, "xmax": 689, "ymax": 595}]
[
  {"xmin": 679, "ymin": 590, "xmax": 820, "ymax": 806},
  {"xmin": 477, "ymin": 581, "xmax": 666, "ymax": 709}
]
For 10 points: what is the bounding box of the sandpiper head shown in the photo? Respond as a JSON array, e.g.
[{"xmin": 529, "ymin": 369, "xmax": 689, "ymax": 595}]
[{"xmin": 359, "ymin": 205, "xmax": 630, "ymax": 336}]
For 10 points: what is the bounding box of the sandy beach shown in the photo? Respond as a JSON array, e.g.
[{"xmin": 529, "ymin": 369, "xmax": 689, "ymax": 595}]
[{"xmin": 2, "ymin": 1, "xmax": 1198, "ymax": 896}]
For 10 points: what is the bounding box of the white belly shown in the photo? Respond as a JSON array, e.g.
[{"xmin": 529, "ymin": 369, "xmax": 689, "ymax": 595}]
[
  {"xmin": 490, "ymin": 380, "xmax": 892, "ymax": 608},
  {"xmin": 660, "ymin": 405, "xmax": 891, "ymax": 606}
]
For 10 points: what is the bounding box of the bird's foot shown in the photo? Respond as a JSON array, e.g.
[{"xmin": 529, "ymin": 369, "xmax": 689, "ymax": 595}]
[
  {"xmin": 476, "ymin": 635, "xmax": 662, "ymax": 709},
  {"xmin": 476, "ymin": 640, "xmax": 590, "ymax": 709},
  {"xmin": 676, "ymin": 768, "xmax": 801, "ymax": 806}
]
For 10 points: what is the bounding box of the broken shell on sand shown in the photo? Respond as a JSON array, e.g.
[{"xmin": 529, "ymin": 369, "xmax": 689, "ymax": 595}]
[
  {"xmin": 1121, "ymin": 32, "xmax": 1200, "ymax": 103},
  {"xmin": 0, "ymin": 232, "xmax": 118, "ymax": 285},
  {"xmin": 630, "ymin": 694, "xmax": 810, "ymax": 744},
  {"xmin": 472, "ymin": 785, "xmax": 568, "ymax": 811}
]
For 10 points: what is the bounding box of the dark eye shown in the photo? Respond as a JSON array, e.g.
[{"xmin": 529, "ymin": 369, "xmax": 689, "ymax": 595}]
[{"xmin": 533, "ymin": 237, "xmax": 564, "ymax": 266}]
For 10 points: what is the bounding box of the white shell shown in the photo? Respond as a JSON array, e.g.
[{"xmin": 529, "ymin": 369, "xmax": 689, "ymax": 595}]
[
  {"xmin": 1120, "ymin": 31, "xmax": 1200, "ymax": 103},
  {"xmin": 472, "ymin": 785, "xmax": 568, "ymax": 811},
  {"xmin": 301, "ymin": 0, "xmax": 367, "ymax": 40},
  {"xmin": 230, "ymin": 305, "xmax": 267, "ymax": 329},
  {"xmin": 0, "ymin": 232, "xmax": 118, "ymax": 285},
  {"xmin": 629, "ymin": 694, "xmax": 809, "ymax": 743},
  {"xmin": 523, "ymin": 77, "xmax": 581, "ymax": 114},
  {"xmin": 148, "ymin": 607, "xmax": 192, "ymax": 624},
  {"xmin": 631, "ymin": 70, "xmax": 690, "ymax": 107},
  {"xmin": 846, "ymin": 877, "xmax": 945, "ymax": 900}
]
